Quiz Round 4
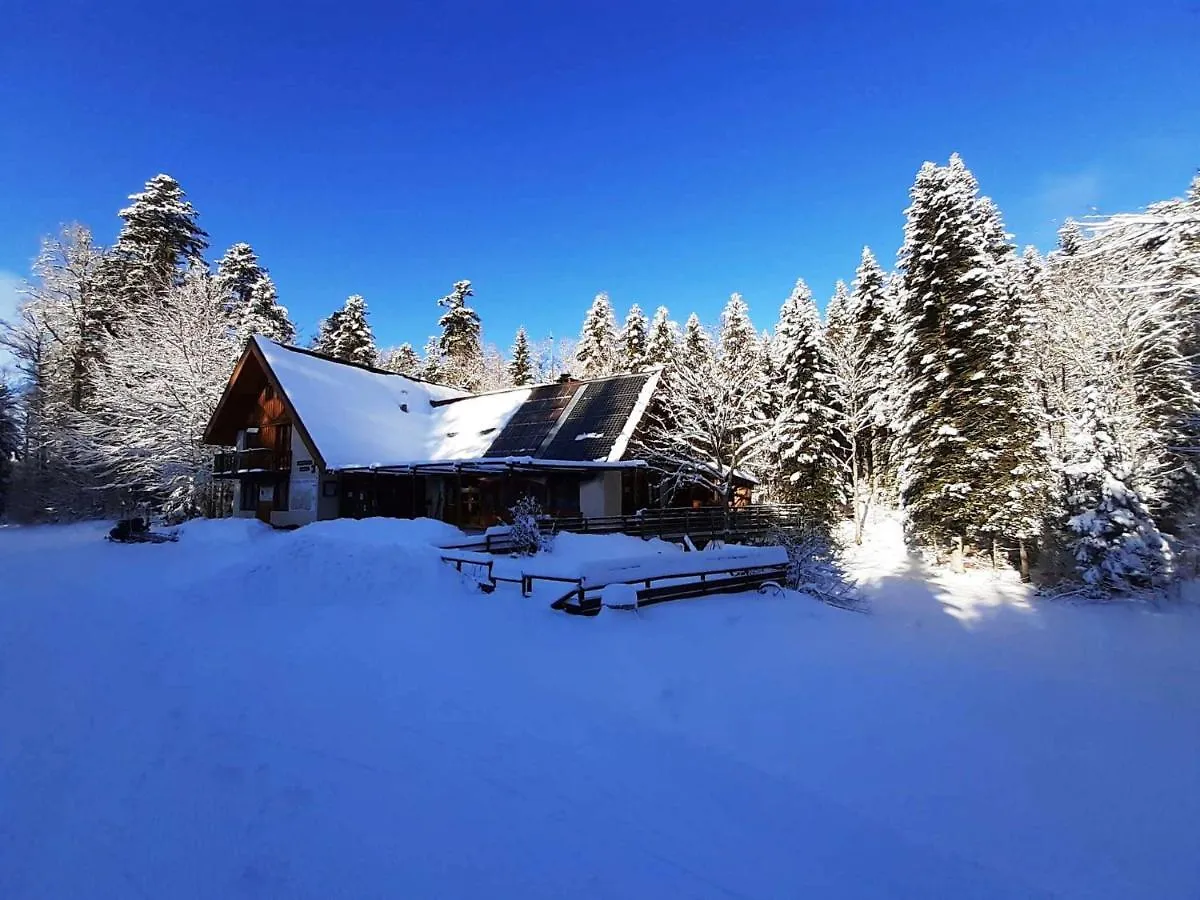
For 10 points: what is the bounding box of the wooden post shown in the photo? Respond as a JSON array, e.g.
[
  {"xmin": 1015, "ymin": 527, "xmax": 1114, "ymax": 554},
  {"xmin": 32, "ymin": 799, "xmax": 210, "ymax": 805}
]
[
  {"xmin": 1019, "ymin": 538, "xmax": 1031, "ymax": 583},
  {"xmin": 991, "ymin": 535, "xmax": 1000, "ymax": 570},
  {"xmin": 456, "ymin": 466, "xmax": 464, "ymax": 528},
  {"xmin": 951, "ymin": 535, "xmax": 965, "ymax": 573}
]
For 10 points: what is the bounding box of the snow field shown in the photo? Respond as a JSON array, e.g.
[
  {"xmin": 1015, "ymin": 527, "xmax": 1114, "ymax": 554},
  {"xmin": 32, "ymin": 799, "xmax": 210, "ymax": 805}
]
[{"xmin": 1, "ymin": 516, "xmax": 1199, "ymax": 898}]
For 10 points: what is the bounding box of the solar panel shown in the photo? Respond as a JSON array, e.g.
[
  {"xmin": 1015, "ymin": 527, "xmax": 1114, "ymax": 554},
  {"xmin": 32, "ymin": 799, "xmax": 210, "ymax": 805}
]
[
  {"xmin": 540, "ymin": 374, "xmax": 650, "ymax": 461},
  {"xmin": 483, "ymin": 382, "xmax": 578, "ymax": 457}
]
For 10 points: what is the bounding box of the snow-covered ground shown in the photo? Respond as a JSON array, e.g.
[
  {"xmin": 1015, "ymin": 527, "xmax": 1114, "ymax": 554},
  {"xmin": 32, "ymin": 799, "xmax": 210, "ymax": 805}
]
[{"xmin": 2, "ymin": 516, "xmax": 1199, "ymax": 899}]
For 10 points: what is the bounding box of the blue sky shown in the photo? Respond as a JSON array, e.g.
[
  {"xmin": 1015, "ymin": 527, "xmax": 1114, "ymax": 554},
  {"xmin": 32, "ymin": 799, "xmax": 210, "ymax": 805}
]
[{"xmin": 1, "ymin": 0, "xmax": 1197, "ymax": 354}]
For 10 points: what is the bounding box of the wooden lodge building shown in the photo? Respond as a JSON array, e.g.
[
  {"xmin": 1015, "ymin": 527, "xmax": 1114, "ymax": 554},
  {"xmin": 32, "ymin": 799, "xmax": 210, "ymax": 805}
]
[{"xmin": 203, "ymin": 337, "xmax": 720, "ymax": 529}]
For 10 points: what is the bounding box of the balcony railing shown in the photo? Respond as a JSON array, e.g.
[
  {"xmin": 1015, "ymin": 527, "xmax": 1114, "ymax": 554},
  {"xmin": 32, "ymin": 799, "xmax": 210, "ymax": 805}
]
[{"xmin": 212, "ymin": 447, "xmax": 292, "ymax": 478}]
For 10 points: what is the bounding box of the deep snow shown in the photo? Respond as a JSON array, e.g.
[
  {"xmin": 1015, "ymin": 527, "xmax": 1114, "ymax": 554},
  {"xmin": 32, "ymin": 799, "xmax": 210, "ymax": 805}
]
[{"xmin": 2, "ymin": 515, "xmax": 1199, "ymax": 898}]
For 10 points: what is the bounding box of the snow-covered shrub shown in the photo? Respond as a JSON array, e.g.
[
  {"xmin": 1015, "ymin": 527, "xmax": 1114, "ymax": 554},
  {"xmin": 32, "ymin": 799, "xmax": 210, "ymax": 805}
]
[
  {"xmin": 762, "ymin": 526, "xmax": 858, "ymax": 608},
  {"xmin": 509, "ymin": 495, "xmax": 552, "ymax": 556}
]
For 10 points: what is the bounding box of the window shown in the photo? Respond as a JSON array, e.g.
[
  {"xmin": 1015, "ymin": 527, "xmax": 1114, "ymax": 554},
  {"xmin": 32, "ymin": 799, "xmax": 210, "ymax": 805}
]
[{"xmin": 322, "ymin": 480, "xmax": 339, "ymax": 498}]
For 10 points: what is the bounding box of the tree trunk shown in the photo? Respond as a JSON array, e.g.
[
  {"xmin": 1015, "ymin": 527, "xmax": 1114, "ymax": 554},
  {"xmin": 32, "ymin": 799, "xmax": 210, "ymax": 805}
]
[
  {"xmin": 1019, "ymin": 538, "xmax": 1031, "ymax": 583},
  {"xmin": 851, "ymin": 443, "xmax": 863, "ymax": 545},
  {"xmin": 951, "ymin": 535, "xmax": 965, "ymax": 573},
  {"xmin": 991, "ymin": 535, "xmax": 1000, "ymax": 569}
]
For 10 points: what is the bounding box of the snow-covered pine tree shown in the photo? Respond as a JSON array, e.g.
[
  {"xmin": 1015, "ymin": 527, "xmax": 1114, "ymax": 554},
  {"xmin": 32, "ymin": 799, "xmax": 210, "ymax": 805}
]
[
  {"xmin": 681, "ymin": 313, "xmax": 711, "ymax": 372},
  {"xmin": 436, "ymin": 280, "xmax": 483, "ymax": 389},
  {"xmin": 1062, "ymin": 387, "xmax": 1171, "ymax": 591},
  {"xmin": 328, "ymin": 295, "xmax": 378, "ymax": 367},
  {"xmin": 575, "ymin": 293, "xmax": 618, "ymax": 378},
  {"xmin": 420, "ymin": 336, "xmax": 445, "ymax": 383},
  {"xmin": 236, "ymin": 275, "xmax": 295, "ymax": 347},
  {"xmin": 106, "ymin": 174, "xmax": 208, "ymax": 308},
  {"xmin": 215, "ymin": 242, "xmax": 265, "ymax": 317},
  {"xmin": 311, "ymin": 309, "xmax": 344, "ymax": 356},
  {"xmin": 895, "ymin": 154, "xmax": 1047, "ymax": 559},
  {"xmin": 508, "ymin": 327, "xmax": 534, "ymax": 386},
  {"xmin": 380, "ymin": 343, "xmax": 421, "ymax": 376},
  {"xmin": 645, "ymin": 306, "xmax": 678, "ymax": 366},
  {"xmin": 772, "ymin": 278, "xmax": 843, "ymax": 529},
  {"xmin": 619, "ymin": 304, "xmax": 649, "ymax": 372},
  {"xmin": 717, "ymin": 292, "xmax": 759, "ymax": 375}
]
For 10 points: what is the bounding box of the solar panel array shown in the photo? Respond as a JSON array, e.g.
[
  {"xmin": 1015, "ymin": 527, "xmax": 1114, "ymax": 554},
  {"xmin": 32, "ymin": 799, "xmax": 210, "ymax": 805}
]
[
  {"xmin": 540, "ymin": 373, "xmax": 651, "ymax": 461},
  {"xmin": 482, "ymin": 381, "xmax": 578, "ymax": 458}
]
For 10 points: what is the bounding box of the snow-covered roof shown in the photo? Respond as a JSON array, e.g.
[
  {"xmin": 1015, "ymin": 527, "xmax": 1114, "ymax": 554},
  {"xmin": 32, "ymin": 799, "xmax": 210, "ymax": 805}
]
[{"xmin": 245, "ymin": 338, "xmax": 656, "ymax": 471}]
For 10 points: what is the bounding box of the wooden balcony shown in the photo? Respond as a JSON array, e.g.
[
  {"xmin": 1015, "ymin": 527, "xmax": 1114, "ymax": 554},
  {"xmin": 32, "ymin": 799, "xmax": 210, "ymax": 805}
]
[{"xmin": 212, "ymin": 447, "xmax": 292, "ymax": 479}]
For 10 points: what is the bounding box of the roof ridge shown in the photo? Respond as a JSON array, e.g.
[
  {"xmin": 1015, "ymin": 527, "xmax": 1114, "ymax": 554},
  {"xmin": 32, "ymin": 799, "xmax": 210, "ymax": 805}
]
[{"xmin": 254, "ymin": 337, "xmax": 463, "ymax": 391}]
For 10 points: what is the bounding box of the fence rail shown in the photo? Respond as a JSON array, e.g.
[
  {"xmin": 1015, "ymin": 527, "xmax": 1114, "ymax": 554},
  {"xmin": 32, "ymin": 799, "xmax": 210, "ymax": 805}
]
[{"xmin": 442, "ymin": 504, "xmax": 813, "ymax": 554}]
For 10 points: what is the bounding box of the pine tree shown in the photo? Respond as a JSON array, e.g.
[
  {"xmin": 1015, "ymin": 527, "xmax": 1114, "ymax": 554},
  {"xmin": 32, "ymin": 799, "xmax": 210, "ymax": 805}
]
[
  {"xmin": 772, "ymin": 278, "xmax": 843, "ymax": 528},
  {"xmin": 645, "ymin": 306, "xmax": 678, "ymax": 366},
  {"xmin": 420, "ymin": 336, "xmax": 445, "ymax": 383},
  {"xmin": 718, "ymin": 292, "xmax": 758, "ymax": 374},
  {"xmin": 894, "ymin": 154, "xmax": 1053, "ymax": 558},
  {"xmin": 311, "ymin": 309, "xmax": 344, "ymax": 356},
  {"xmin": 681, "ymin": 313, "xmax": 711, "ymax": 371},
  {"xmin": 215, "ymin": 242, "xmax": 265, "ymax": 316},
  {"xmin": 236, "ymin": 275, "xmax": 295, "ymax": 347},
  {"xmin": 575, "ymin": 293, "xmax": 617, "ymax": 378},
  {"xmin": 619, "ymin": 304, "xmax": 649, "ymax": 372},
  {"xmin": 380, "ymin": 343, "xmax": 421, "ymax": 376},
  {"xmin": 1063, "ymin": 388, "xmax": 1171, "ymax": 591},
  {"xmin": 107, "ymin": 174, "xmax": 208, "ymax": 307},
  {"xmin": 326, "ymin": 295, "xmax": 377, "ymax": 367},
  {"xmin": 508, "ymin": 327, "xmax": 534, "ymax": 386},
  {"xmin": 436, "ymin": 280, "xmax": 483, "ymax": 389}
]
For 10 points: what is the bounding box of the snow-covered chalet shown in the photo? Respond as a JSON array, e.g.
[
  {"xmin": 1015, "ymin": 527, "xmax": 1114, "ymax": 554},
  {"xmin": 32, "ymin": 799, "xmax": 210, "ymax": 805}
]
[{"xmin": 203, "ymin": 336, "xmax": 675, "ymax": 528}]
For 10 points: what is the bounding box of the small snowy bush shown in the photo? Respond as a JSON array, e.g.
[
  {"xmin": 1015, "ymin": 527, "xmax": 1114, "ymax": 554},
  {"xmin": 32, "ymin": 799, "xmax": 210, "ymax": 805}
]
[
  {"xmin": 509, "ymin": 495, "xmax": 552, "ymax": 556},
  {"xmin": 762, "ymin": 526, "xmax": 858, "ymax": 608}
]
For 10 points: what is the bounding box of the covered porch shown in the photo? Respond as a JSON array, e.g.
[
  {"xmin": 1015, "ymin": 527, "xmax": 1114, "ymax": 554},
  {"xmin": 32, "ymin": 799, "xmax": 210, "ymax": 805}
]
[{"xmin": 328, "ymin": 459, "xmax": 648, "ymax": 530}]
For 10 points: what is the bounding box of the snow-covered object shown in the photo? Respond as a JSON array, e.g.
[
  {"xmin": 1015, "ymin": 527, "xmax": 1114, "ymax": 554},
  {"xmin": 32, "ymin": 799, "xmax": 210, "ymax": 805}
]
[
  {"xmin": 574, "ymin": 545, "xmax": 788, "ymax": 590},
  {"xmin": 5, "ymin": 516, "xmax": 1200, "ymax": 897},
  {"xmin": 600, "ymin": 582, "xmax": 639, "ymax": 610},
  {"xmin": 255, "ymin": 337, "xmax": 535, "ymax": 469},
  {"xmin": 575, "ymin": 293, "xmax": 618, "ymax": 378}
]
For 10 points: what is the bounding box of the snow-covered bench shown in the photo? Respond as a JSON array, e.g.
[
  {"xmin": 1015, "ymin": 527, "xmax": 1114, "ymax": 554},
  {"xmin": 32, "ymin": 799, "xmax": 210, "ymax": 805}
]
[{"xmin": 540, "ymin": 546, "xmax": 790, "ymax": 615}]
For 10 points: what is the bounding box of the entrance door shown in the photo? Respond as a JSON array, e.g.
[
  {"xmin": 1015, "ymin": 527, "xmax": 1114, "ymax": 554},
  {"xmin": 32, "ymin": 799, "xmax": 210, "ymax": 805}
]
[{"xmin": 255, "ymin": 482, "xmax": 273, "ymax": 523}]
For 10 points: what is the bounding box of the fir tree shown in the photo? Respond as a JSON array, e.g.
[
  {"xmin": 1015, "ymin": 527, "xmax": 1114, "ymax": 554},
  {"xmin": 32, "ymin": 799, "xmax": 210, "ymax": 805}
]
[
  {"xmin": 236, "ymin": 275, "xmax": 295, "ymax": 347},
  {"xmin": 1063, "ymin": 388, "xmax": 1171, "ymax": 591},
  {"xmin": 311, "ymin": 309, "xmax": 344, "ymax": 356},
  {"xmin": 508, "ymin": 327, "xmax": 534, "ymax": 386},
  {"xmin": 773, "ymin": 279, "xmax": 843, "ymax": 528},
  {"xmin": 215, "ymin": 242, "xmax": 265, "ymax": 316},
  {"xmin": 380, "ymin": 343, "xmax": 421, "ymax": 376},
  {"xmin": 894, "ymin": 154, "xmax": 1044, "ymax": 555},
  {"xmin": 681, "ymin": 313, "xmax": 711, "ymax": 371},
  {"xmin": 326, "ymin": 295, "xmax": 377, "ymax": 367},
  {"xmin": 575, "ymin": 293, "xmax": 617, "ymax": 378},
  {"xmin": 645, "ymin": 306, "xmax": 678, "ymax": 365},
  {"xmin": 420, "ymin": 336, "xmax": 445, "ymax": 383},
  {"xmin": 436, "ymin": 280, "xmax": 483, "ymax": 389},
  {"xmin": 718, "ymin": 292, "xmax": 758, "ymax": 374},
  {"xmin": 108, "ymin": 174, "xmax": 208, "ymax": 307},
  {"xmin": 619, "ymin": 304, "xmax": 649, "ymax": 372}
]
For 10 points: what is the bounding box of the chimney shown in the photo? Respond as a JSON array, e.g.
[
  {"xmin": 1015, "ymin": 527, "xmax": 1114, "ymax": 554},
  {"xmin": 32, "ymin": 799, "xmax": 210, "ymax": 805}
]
[{"xmin": 558, "ymin": 372, "xmax": 574, "ymax": 384}]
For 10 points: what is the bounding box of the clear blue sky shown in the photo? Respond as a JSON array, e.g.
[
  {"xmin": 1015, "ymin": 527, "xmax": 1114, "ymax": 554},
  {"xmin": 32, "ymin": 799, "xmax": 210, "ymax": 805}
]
[{"xmin": 1, "ymin": 0, "xmax": 1197, "ymax": 352}]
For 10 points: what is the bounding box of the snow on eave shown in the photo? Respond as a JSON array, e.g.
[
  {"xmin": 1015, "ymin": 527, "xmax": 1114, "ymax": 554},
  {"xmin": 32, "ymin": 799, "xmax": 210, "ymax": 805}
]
[
  {"xmin": 606, "ymin": 367, "xmax": 663, "ymax": 462},
  {"xmin": 330, "ymin": 457, "xmax": 647, "ymax": 473}
]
